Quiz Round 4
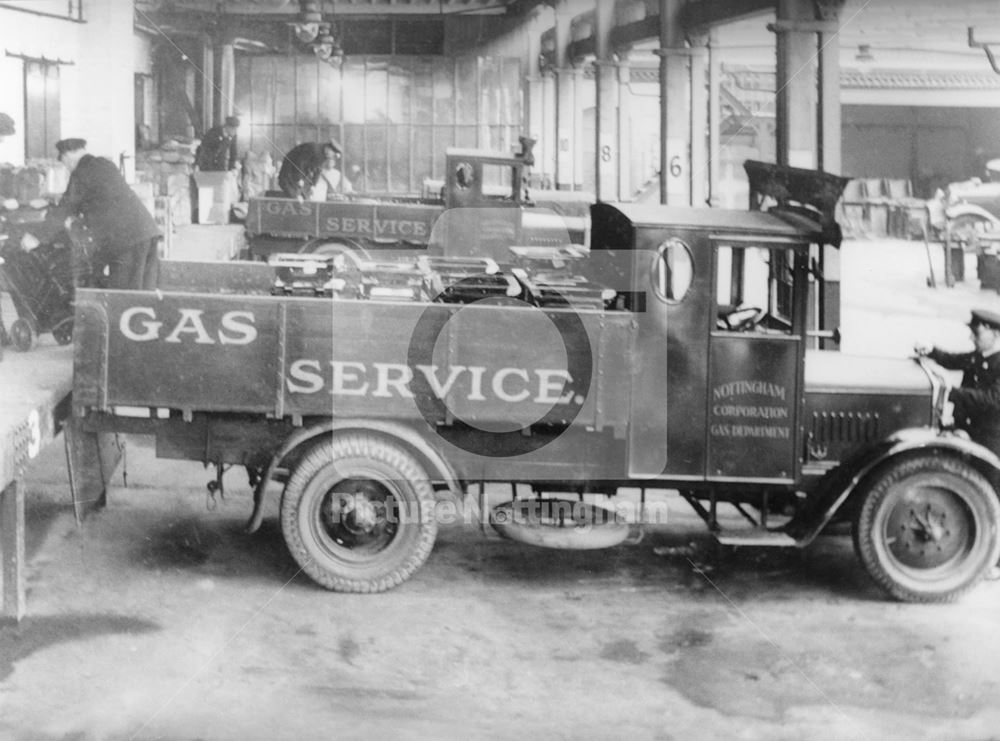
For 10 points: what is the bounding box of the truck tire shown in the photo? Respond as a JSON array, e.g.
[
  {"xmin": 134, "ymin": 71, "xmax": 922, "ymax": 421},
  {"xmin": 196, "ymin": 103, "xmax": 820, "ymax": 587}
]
[
  {"xmin": 280, "ymin": 433, "xmax": 437, "ymax": 593},
  {"xmin": 10, "ymin": 318, "xmax": 36, "ymax": 352},
  {"xmin": 491, "ymin": 498, "xmax": 630, "ymax": 550},
  {"xmin": 853, "ymin": 454, "xmax": 1000, "ymax": 603}
]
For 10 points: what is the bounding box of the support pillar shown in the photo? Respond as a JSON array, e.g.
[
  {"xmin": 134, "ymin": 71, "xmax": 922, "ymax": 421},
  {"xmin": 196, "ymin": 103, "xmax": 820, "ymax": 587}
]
[
  {"xmin": 593, "ymin": 0, "xmax": 618, "ymax": 201},
  {"xmin": 1, "ymin": 478, "xmax": 25, "ymax": 622},
  {"xmin": 541, "ymin": 71, "xmax": 557, "ymax": 188},
  {"xmin": 524, "ymin": 9, "xmax": 546, "ymax": 188},
  {"xmin": 657, "ymin": 0, "xmax": 690, "ymax": 206},
  {"xmin": 617, "ymin": 55, "xmax": 632, "ymax": 200},
  {"xmin": 772, "ymin": 0, "xmax": 845, "ymax": 348},
  {"xmin": 202, "ymin": 40, "xmax": 215, "ymax": 131},
  {"xmin": 218, "ymin": 42, "xmax": 236, "ymax": 119},
  {"xmin": 556, "ymin": 67, "xmax": 577, "ymax": 189},
  {"xmin": 571, "ymin": 65, "xmax": 585, "ymax": 191},
  {"xmin": 818, "ymin": 14, "xmax": 843, "ymax": 349},
  {"xmin": 689, "ymin": 37, "xmax": 710, "ymax": 207},
  {"xmin": 554, "ymin": 4, "xmax": 574, "ymax": 190},
  {"xmin": 78, "ymin": 0, "xmax": 136, "ymax": 180},
  {"xmin": 708, "ymin": 28, "xmax": 722, "ymax": 207}
]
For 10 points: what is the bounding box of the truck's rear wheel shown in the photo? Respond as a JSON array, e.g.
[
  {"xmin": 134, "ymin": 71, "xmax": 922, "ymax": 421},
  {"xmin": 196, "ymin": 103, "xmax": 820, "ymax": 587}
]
[
  {"xmin": 280, "ymin": 434, "xmax": 437, "ymax": 593},
  {"xmin": 854, "ymin": 454, "xmax": 1000, "ymax": 603}
]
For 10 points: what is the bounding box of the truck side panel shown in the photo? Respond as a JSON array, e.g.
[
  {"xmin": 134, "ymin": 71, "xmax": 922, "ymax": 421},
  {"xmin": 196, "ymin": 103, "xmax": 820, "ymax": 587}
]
[
  {"xmin": 246, "ymin": 198, "xmax": 442, "ymax": 245},
  {"xmin": 73, "ymin": 287, "xmax": 634, "ymax": 443}
]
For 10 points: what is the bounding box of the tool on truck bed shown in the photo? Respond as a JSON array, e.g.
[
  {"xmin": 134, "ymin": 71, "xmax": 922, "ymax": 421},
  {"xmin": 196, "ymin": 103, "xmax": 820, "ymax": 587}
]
[{"xmin": 268, "ymin": 249, "xmax": 620, "ymax": 309}]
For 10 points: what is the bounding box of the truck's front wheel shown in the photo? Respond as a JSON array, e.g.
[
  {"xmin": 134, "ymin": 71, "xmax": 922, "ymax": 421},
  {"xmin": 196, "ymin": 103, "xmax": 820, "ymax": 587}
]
[
  {"xmin": 280, "ymin": 434, "xmax": 438, "ymax": 593},
  {"xmin": 854, "ymin": 454, "xmax": 1000, "ymax": 603}
]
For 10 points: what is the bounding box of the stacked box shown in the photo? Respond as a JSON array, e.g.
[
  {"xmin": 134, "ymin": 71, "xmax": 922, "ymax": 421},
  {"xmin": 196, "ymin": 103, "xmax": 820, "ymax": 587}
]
[
  {"xmin": 171, "ymin": 224, "xmax": 246, "ymax": 261},
  {"xmin": 135, "ymin": 138, "xmax": 200, "ymax": 227}
]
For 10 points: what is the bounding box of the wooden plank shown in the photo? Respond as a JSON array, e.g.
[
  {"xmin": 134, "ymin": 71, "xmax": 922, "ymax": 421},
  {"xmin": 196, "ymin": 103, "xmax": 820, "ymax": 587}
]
[
  {"xmin": 64, "ymin": 419, "xmax": 122, "ymax": 524},
  {"xmin": 1, "ymin": 478, "xmax": 25, "ymax": 621},
  {"xmin": 0, "ymin": 342, "xmax": 73, "ymax": 622},
  {"xmin": 0, "ymin": 344, "xmax": 73, "ymax": 489}
]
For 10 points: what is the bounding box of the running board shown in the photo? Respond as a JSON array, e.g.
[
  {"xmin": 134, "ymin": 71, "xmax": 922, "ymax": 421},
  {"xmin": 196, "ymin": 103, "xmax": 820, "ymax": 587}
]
[{"xmin": 715, "ymin": 530, "xmax": 798, "ymax": 547}]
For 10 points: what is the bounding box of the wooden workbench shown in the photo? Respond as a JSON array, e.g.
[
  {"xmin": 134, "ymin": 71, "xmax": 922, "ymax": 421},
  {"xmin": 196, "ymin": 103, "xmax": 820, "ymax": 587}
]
[{"xmin": 0, "ymin": 340, "xmax": 73, "ymax": 620}]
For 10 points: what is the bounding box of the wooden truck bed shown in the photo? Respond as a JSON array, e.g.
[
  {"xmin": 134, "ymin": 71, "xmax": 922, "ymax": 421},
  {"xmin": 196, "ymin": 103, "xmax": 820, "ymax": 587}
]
[{"xmin": 72, "ymin": 261, "xmax": 633, "ymax": 441}]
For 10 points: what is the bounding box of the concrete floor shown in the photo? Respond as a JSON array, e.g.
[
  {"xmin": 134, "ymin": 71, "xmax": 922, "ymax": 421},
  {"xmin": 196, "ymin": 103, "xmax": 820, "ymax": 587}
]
[{"xmin": 2, "ymin": 239, "xmax": 1000, "ymax": 740}]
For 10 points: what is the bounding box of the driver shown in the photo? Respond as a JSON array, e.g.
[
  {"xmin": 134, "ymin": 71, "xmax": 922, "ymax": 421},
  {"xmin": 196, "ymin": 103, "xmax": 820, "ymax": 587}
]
[{"xmin": 916, "ymin": 308, "xmax": 1000, "ymax": 454}]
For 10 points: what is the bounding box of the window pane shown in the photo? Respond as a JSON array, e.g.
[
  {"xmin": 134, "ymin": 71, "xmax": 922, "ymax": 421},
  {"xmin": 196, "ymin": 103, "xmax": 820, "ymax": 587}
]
[
  {"xmin": 432, "ymin": 60, "xmax": 454, "ymax": 125},
  {"xmin": 365, "ymin": 59, "xmax": 388, "ymax": 124},
  {"xmin": 455, "ymin": 57, "xmax": 478, "ymax": 126},
  {"xmin": 273, "ymin": 59, "xmax": 296, "ymax": 125},
  {"xmin": 412, "ymin": 60, "xmax": 433, "ymax": 126},
  {"xmin": 343, "ymin": 123, "xmax": 366, "ymax": 191},
  {"xmin": 413, "ymin": 125, "xmax": 433, "ymax": 192},
  {"xmin": 365, "ymin": 124, "xmax": 387, "ymax": 192},
  {"xmin": 388, "ymin": 125, "xmax": 410, "ymax": 192},
  {"xmin": 341, "ymin": 60, "xmax": 366, "ymax": 124},
  {"xmin": 317, "ymin": 59, "xmax": 341, "ymax": 123},
  {"xmin": 388, "ymin": 63, "xmax": 411, "ymax": 124},
  {"xmin": 295, "ymin": 57, "xmax": 318, "ymax": 124}
]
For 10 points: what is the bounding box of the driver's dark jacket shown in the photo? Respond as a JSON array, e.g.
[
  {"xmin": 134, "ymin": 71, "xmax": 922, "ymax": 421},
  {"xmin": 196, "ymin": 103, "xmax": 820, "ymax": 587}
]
[
  {"xmin": 929, "ymin": 348, "xmax": 1000, "ymax": 454},
  {"xmin": 59, "ymin": 155, "xmax": 160, "ymax": 249}
]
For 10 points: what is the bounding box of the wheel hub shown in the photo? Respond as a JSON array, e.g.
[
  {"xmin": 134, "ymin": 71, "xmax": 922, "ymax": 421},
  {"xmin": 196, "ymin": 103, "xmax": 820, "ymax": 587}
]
[
  {"xmin": 338, "ymin": 493, "xmax": 380, "ymax": 534},
  {"xmin": 886, "ymin": 487, "xmax": 972, "ymax": 569},
  {"xmin": 319, "ymin": 478, "xmax": 397, "ymax": 551}
]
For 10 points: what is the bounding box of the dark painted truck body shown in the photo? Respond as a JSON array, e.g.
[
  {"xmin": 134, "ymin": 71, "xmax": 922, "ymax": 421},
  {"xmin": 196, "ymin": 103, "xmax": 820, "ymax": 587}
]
[
  {"xmin": 71, "ymin": 163, "xmax": 1000, "ymax": 602},
  {"xmin": 244, "ymin": 146, "xmax": 589, "ymax": 260}
]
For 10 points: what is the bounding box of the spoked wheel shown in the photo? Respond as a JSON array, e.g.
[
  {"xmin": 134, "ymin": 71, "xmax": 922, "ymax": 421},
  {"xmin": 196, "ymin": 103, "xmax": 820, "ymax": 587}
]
[
  {"xmin": 854, "ymin": 454, "xmax": 1000, "ymax": 603},
  {"xmin": 10, "ymin": 318, "xmax": 36, "ymax": 352},
  {"xmin": 280, "ymin": 434, "xmax": 437, "ymax": 593},
  {"xmin": 51, "ymin": 317, "xmax": 74, "ymax": 345}
]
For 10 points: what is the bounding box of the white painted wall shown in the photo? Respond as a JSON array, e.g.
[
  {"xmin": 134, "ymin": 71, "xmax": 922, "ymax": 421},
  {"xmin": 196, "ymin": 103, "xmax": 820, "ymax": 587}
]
[{"xmin": 0, "ymin": 0, "xmax": 152, "ymax": 180}]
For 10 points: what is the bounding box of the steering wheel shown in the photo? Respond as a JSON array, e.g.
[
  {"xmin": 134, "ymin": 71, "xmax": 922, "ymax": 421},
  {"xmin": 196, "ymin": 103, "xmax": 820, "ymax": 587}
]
[{"xmin": 725, "ymin": 306, "xmax": 766, "ymax": 332}]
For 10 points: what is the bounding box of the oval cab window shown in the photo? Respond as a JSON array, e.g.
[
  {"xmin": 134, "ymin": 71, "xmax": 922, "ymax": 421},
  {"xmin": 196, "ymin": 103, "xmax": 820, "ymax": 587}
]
[{"xmin": 651, "ymin": 238, "xmax": 693, "ymax": 303}]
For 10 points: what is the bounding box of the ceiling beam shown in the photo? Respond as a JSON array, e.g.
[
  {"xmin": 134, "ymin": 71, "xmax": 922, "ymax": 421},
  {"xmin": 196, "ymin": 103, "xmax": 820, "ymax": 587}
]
[{"xmin": 680, "ymin": 0, "xmax": 774, "ymax": 32}]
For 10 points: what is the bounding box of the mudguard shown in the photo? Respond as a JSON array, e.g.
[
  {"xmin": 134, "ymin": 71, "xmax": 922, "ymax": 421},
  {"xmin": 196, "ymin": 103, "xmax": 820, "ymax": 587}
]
[
  {"xmin": 945, "ymin": 202, "xmax": 1000, "ymax": 227},
  {"xmin": 245, "ymin": 417, "xmax": 462, "ymax": 533},
  {"xmin": 793, "ymin": 427, "xmax": 1000, "ymax": 545}
]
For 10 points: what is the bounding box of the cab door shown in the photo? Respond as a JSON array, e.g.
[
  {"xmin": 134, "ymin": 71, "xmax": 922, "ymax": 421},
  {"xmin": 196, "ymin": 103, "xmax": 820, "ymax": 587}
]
[{"xmin": 706, "ymin": 238, "xmax": 807, "ymax": 483}]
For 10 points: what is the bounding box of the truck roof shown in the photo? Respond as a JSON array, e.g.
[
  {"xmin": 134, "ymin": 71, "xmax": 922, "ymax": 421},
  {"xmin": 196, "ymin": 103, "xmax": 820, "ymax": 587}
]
[
  {"xmin": 445, "ymin": 147, "xmax": 523, "ymax": 166},
  {"xmin": 592, "ymin": 202, "xmax": 823, "ymax": 244}
]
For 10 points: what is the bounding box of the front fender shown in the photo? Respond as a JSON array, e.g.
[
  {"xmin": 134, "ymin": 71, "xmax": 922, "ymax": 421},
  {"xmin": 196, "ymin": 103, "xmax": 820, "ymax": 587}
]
[
  {"xmin": 945, "ymin": 202, "xmax": 1000, "ymax": 226},
  {"xmin": 795, "ymin": 427, "xmax": 1000, "ymax": 545}
]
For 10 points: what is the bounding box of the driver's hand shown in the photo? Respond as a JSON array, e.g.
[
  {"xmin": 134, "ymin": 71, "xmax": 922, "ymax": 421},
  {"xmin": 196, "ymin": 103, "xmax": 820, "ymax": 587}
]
[{"xmin": 914, "ymin": 341, "xmax": 933, "ymax": 357}]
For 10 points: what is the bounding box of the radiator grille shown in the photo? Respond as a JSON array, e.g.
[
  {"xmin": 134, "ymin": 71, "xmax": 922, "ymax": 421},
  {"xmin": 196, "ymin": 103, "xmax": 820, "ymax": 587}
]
[{"xmin": 810, "ymin": 411, "xmax": 880, "ymax": 443}]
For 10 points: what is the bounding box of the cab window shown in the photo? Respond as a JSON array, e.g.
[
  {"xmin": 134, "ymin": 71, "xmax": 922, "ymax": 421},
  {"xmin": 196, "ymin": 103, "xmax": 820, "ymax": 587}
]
[{"xmin": 715, "ymin": 244, "xmax": 796, "ymax": 334}]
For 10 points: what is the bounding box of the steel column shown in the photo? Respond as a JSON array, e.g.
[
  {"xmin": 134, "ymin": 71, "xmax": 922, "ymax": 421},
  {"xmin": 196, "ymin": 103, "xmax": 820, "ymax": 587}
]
[{"xmin": 657, "ymin": 0, "xmax": 690, "ymax": 205}]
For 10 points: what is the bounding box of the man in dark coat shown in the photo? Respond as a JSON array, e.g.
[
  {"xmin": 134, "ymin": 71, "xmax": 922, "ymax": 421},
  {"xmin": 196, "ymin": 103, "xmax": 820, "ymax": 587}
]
[
  {"xmin": 55, "ymin": 137, "xmax": 161, "ymax": 289},
  {"xmin": 196, "ymin": 116, "xmax": 240, "ymax": 172},
  {"xmin": 918, "ymin": 308, "xmax": 1000, "ymax": 454},
  {"xmin": 277, "ymin": 142, "xmax": 327, "ymax": 200}
]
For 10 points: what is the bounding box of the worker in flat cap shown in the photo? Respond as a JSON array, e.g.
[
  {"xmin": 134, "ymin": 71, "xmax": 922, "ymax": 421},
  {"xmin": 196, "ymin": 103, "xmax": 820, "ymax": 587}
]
[
  {"xmin": 278, "ymin": 139, "xmax": 352, "ymax": 201},
  {"xmin": 916, "ymin": 308, "xmax": 1000, "ymax": 454},
  {"xmin": 196, "ymin": 115, "xmax": 241, "ymax": 172},
  {"xmin": 54, "ymin": 137, "xmax": 161, "ymax": 289}
]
